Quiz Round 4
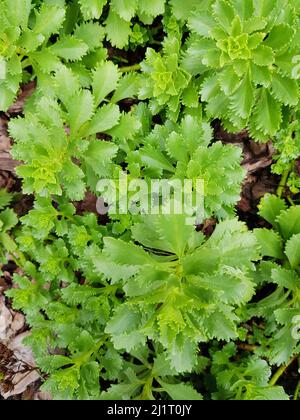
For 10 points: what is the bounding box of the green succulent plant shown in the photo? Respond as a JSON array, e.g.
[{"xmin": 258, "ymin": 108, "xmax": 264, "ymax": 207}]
[{"xmin": 182, "ymin": 0, "xmax": 300, "ymax": 140}]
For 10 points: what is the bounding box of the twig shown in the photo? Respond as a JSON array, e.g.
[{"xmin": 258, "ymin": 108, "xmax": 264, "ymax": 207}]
[{"xmin": 269, "ymin": 355, "xmax": 297, "ymax": 386}]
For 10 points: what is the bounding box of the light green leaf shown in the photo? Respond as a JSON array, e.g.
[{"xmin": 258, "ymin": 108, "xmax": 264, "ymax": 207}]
[
  {"xmin": 138, "ymin": 0, "xmax": 165, "ymax": 17},
  {"xmin": 264, "ymin": 24, "xmax": 294, "ymax": 51},
  {"xmin": 87, "ymin": 104, "xmax": 120, "ymax": 135},
  {"xmin": 111, "ymin": 73, "xmax": 139, "ymax": 103},
  {"xmin": 188, "ymin": 13, "xmax": 215, "ymax": 37},
  {"xmin": 105, "ymin": 11, "xmax": 132, "ymax": 49},
  {"xmin": 254, "ymin": 229, "xmax": 283, "ymax": 259},
  {"xmin": 74, "ymin": 22, "xmax": 105, "ymax": 52},
  {"xmin": 271, "ymin": 267, "xmax": 300, "ymax": 291},
  {"xmin": 230, "ymin": 71, "xmax": 254, "ymax": 119},
  {"xmin": 212, "ymin": 0, "xmax": 235, "ymax": 33},
  {"xmin": 68, "ymin": 90, "xmax": 94, "ymax": 134},
  {"xmin": 92, "ymin": 62, "xmax": 120, "ymax": 106},
  {"xmin": 270, "ymin": 73, "xmax": 299, "ymax": 106},
  {"xmin": 54, "ymin": 66, "xmax": 80, "ymax": 104},
  {"xmin": 103, "ymin": 237, "xmax": 156, "ymax": 266},
  {"xmin": 34, "ymin": 4, "xmax": 65, "ymax": 38},
  {"xmin": 285, "ymin": 233, "xmax": 300, "ymax": 269},
  {"xmin": 251, "ymin": 89, "xmax": 282, "ymax": 136},
  {"xmin": 79, "ymin": 0, "xmax": 106, "ymax": 19},
  {"xmin": 158, "ymin": 380, "xmax": 203, "ymax": 401},
  {"xmin": 50, "ymin": 36, "xmax": 88, "ymax": 61},
  {"xmin": 258, "ymin": 194, "xmax": 287, "ymax": 227},
  {"xmin": 277, "ymin": 206, "xmax": 300, "ymax": 240},
  {"xmin": 111, "ymin": 0, "xmax": 137, "ymax": 21},
  {"xmin": 252, "ymin": 45, "xmax": 274, "ymax": 66}
]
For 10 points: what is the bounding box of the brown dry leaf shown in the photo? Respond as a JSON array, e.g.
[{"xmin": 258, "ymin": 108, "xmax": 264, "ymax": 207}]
[
  {"xmin": 0, "ymin": 116, "xmax": 20, "ymax": 172},
  {"xmin": 0, "ymin": 296, "xmax": 25, "ymax": 341},
  {"xmin": 0, "ymin": 296, "xmax": 13, "ymax": 341},
  {"xmin": 0, "ymin": 332, "xmax": 40, "ymax": 399}
]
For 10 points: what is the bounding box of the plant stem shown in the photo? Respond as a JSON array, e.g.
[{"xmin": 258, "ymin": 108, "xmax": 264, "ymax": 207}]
[
  {"xmin": 293, "ymin": 379, "xmax": 300, "ymax": 400},
  {"xmin": 277, "ymin": 167, "xmax": 291, "ymax": 197},
  {"xmin": 120, "ymin": 63, "xmax": 141, "ymax": 73},
  {"xmin": 269, "ymin": 355, "xmax": 297, "ymax": 386}
]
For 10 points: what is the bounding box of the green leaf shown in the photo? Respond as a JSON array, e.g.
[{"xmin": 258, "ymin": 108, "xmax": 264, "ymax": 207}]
[
  {"xmin": 103, "ymin": 237, "xmax": 156, "ymax": 266},
  {"xmin": 230, "ymin": 71, "xmax": 254, "ymax": 119},
  {"xmin": 74, "ymin": 22, "xmax": 105, "ymax": 52},
  {"xmin": 264, "ymin": 24, "xmax": 294, "ymax": 51},
  {"xmin": 0, "ymin": 208, "xmax": 18, "ymax": 231},
  {"xmin": 105, "ymin": 11, "xmax": 132, "ymax": 49},
  {"xmin": 67, "ymin": 90, "xmax": 94, "ymax": 135},
  {"xmin": 188, "ymin": 12, "xmax": 215, "ymax": 36},
  {"xmin": 92, "ymin": 62, "xmax": 120, "ymax": 106},
  {"xmin": 258, "ymin": 194, "xmax": 287, "ymax": 227},
  {"xmin": 107, "ymin": 113, "xmax": 141, "ymax": 140},
  {"xmin": 285, "ymin": 234, "xmax": 300, "ymax": 269},
  {"xmin": 254, "ymin": 229, "xmax": 283, "ymax": 259},
  {"xmin": 158, "ymin": 380, "xmax": 203, "ymax": 400},
  {"xmin": 171, "ymin": 0, "xmax": 200, "ymax": 20},
  {"xmin": 50, "ymin": 36, "xmax": 89, "ymax": 61},
  {"xmin": 270, "ymin": 73, "xmax": 299, "ymax": 106},
  {"xmin": 212, "ymin": 0, "xmax": 235, "ymax": 33},
  {"xmin": 252, "ymin": 45, "xmax": 274, "ymax": 66},
  {"xmin": 111, "ymin": 0, "xmax": 137, "ymax": 21},
  {"xmin": 111, "ymin": 73, "xmax": 139, "ymax": 103},
  {"xmin": 138, "ymin": 0, "xmax": 165, "ymax": 17},
  {"xmin": 251, "ymin": 89, "xmax": 282, "ymax": 136},
  {"xmin": 277, "ymin": 206, "xmax": 300, "ymax": 240},
  {"xmin": 54, "ymin": 66, "xmax": 80, "ymax": 104},
  {"xmin": 83, "ymin": 140, "xmax": 118, "ymax": 175},
  {"xmin": 0, "ymin": 84, "xmax": 16, "ymax": 112},
  {"xmin": 0, "ymin": 189, "xmax": 13, "ymax": 210},
  {"xmin": 271, "ymin": 267, "xmax": 300, "ymax": 291},
  {"xmin": 87, "ymin": 104, "xmax": 120, "ymax": 135},
  {"xmin": 34, "ymin": 4, "xmax": 65, "ymax": 38},
  {"xmin": 79, "ymin": 0, "xmax": 106, "ymax": 19}
]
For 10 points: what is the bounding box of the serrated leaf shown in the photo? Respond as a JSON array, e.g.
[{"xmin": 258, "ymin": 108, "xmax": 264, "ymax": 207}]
[
  {"xmin": 103, "ymin": 237, "xmax": 156, "ymax": 266},
  {"xmin": 111, "ymin": 0, "xmax": 137, "ymax": 21},
  {"xmin": 158, "ymin": 380, "xmax": 203, "ymax": 400},
  {"xmin": 34, "ymin": 4, "xmax": 65, "ymax": 38},
  {"xmin": 252, "ymin": 45, "xmax": 274, "ymax": 66},
  {"xmin": 87, "ymin": 104, "xmax": 120, "ymax": 135},
  {"xmin": 105, "ymin": 11, "xmax": 131, "ymax": 49},
  {"xmin": 254, "ymin": 229, "xmax": 283, "ymax": 259},
  {"xmin": 270, "ymin": 73, "xmax": 299, "ymax": 106},
  {"xmin": 285, "ymin": 234, "xmax": 300, "ymax": 269},
  {"xmin": 251, "ymin": 89, "xmax": 282, "ymax": 136},
  {"xmin": 277, "ymin": 206, "xmax": 300, "ymax": 240},
  {"xmin": 213, "ymin": 0, "xmax": 235, "ymax": 33},
  {"xmin": 188, "ymin": 12, "xmax": 215, "ymax": 37},
  {"xmin": 271, "ymin": 267, "xmax": 300, "ymax": 291},
  {"xmin": 107, "ymin": 113, "xmax": 141, "ymax": 140},
  {"xmin": 79, "ymin": 0, "xmax": 106, "ymax": 20},
  {"xmin": 170, "ymin": 0, "xmax": 199, "ymax": 20},
  {"xmin": 54, "ymin": 66, "xmax": 80, "ymax": 104},
  {"xmin": 68, "ymin": 90, "xmax": 94, "ymax": 135},
  {"xmin": 92, "ymin": 62, "xmax": 120, "ymax": 106},
  {"xmin": 74, "ymin": 22, "xmax": 105, "ymax": 52},
  {"xmin": 138, "ymin": 0, "xmax": 165, "ymax": 17},
  {"xmin": 111, "ymin": 73, "xmax": 139, "ymax": 103},
  {"xmin": 0, "ymin": 189, "xmax": 13, "ymax": 210},
  {"xmin": 230, "ymin": 71, "xmax": 254, "ymax": 119},
  {"xmin": 258, "ymin": 194, "xmax": 287, "ymax": 227},
  {"xmin": 50, "ymin": 36, "xmax": 88, "ymax": 61},
  {"xmin": 264, "ymin": 24, "xmax": 294, "ymax": 51}
]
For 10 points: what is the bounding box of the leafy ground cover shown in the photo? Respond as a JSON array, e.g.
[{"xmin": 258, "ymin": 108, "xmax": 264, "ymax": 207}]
[{"xmin": 0, "ymin": 0, "xmax": 300, "ymax": 400}]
